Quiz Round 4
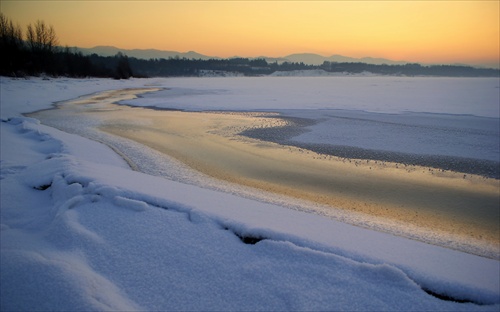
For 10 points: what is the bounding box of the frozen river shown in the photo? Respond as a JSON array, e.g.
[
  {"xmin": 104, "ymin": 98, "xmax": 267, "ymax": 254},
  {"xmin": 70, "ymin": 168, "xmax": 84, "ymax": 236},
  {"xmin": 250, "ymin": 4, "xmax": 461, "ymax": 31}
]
[
  {"xmin": 125, "ymin": 76, "xmax": 500, "ymax": 178},
  {"xmin": 23, "ymin": 76, "xmax": 500, "ymax": 258},
  {"xmin": 2, "ymin": 77, "xmax": 500, "ymax": 310}
]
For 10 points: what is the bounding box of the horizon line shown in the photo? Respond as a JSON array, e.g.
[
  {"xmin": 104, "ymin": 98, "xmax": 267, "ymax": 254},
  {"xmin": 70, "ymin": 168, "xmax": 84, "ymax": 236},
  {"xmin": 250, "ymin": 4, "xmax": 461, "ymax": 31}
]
[{"xmin": 74, "ymin": 45, "xmax": 500, "ymax": 69}]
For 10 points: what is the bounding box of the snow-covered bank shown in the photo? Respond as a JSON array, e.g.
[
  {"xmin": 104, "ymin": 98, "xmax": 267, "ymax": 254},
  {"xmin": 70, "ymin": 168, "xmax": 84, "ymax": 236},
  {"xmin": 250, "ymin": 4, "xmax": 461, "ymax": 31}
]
[
  {"xmin": 1, "ymin": 77, "xmax": 499, "ymax": 310},
  {"xmin": 0, "ymin": 77, "xmax": 152, "ymax": 120}
]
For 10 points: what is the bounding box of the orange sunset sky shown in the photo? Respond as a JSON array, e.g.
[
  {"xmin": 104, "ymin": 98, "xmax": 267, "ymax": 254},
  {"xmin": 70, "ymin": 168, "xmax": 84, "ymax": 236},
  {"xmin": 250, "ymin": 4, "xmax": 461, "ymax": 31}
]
[{"xmin": 1, "ymin": 1, "xmax": 499, "ymax": 67}]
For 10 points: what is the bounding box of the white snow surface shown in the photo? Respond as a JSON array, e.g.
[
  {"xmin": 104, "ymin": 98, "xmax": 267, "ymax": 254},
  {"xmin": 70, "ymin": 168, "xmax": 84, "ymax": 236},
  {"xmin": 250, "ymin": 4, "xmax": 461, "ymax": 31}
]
[
  {"xmin": 122, "ymin": 76, "xmax": 500, "ymax": 118},
  {"xmin": 1, "ymin": 77, "xmax": 499, "ymax": 311}
]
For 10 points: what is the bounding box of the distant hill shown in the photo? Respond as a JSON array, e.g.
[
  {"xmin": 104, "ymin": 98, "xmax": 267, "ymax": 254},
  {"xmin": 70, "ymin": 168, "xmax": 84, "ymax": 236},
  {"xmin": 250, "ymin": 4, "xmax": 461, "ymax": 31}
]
[
  {"xmin": 76, "ymin": 46, "xmax": 217, "ymax": 61},
  {"xmin": 75, "ymin": 46, "xmax": 498, "ymax": 69},
  {"xmin": 76, "ymin": 46, "xmax": 408, "ymax": 66}
]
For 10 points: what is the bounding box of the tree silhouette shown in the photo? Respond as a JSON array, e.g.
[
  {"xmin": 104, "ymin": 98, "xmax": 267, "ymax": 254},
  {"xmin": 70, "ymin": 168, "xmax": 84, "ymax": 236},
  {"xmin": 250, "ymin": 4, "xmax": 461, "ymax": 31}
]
[
  {"xmin": 26, "ymin": 20, "xmax": 58, "ymax": 74},
  {"xmin": 26, "ymin": 20, "xmax": 58, "ymax": 54},
  {"xmin": 0, "ymin": 13, "xmax": 24, "ymax": 76},
  {"xmin": 114, "ymin": 52, "xmax": 133, "ymax": 79}
]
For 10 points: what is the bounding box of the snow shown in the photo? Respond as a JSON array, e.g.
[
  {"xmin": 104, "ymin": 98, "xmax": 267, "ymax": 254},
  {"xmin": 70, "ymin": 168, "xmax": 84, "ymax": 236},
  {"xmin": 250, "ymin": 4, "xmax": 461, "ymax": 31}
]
[
  {"xmin": 122, "ymin": 76, "xmax": 500, "ymax": 118},
  {"xmin": 283, "ymin": 109, "xmax": 500, "ymax": 162},
  {"xmin": 0, "ymin": 77, "xmax": 147, "ymax": 120},
  {"xmin": 1, "ymin": 76, "xmax": 499, "ymax": 311}
]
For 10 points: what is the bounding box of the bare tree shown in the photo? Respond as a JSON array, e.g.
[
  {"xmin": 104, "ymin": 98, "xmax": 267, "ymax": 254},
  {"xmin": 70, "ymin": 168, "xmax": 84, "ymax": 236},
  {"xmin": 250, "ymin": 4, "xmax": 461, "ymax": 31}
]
[
  {"xmin": 25, "ymin": 20, "xmax": 59, "ymax": 74},
  {"xmin": 0, "ymin": 13, "xmax": 22, "ymax": 42},
  {"xmin": 0, "ymin": 13, "xmax": 24, "ymax": 75},
  {"xmin": 26, "ymin": 20, "xmax": 58, "ymax": 54}
]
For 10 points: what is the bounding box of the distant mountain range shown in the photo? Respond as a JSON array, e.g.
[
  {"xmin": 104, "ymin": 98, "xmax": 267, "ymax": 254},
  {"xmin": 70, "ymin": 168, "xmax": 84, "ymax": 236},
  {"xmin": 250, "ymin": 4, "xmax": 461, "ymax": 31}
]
[
  {"xmin": 76, "ymin": 46, "xmax": 211, "ymax": 61},
  {"xmin": 76, "ymin": 46, "xmax": 409, "ymax": 66},
  {"xmin": 76, "ymin": 46, "xmax": 498, "ymax": 69}
]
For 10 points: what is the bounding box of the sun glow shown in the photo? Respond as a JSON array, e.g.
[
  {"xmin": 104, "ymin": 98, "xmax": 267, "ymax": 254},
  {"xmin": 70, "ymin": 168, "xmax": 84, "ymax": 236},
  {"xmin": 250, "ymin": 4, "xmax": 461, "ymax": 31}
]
[{"xmin": 1, "ymin": 1, "xmax": 498, "ymax": 66}]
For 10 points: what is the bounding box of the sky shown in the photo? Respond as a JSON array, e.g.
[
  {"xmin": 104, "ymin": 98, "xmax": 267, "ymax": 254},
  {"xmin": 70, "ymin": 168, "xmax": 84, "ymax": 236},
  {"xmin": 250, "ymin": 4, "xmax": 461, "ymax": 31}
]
[{"xmin": 1, "ymin": 1, "xmax": 499, "ymax": 66}]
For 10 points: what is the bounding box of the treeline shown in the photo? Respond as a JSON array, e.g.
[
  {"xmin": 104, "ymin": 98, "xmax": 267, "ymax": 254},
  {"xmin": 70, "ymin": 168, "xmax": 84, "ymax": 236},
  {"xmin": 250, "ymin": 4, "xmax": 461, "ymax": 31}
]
[
  {"xmin": 128, "ymin": 57, "xmax": 293, "ymax": 77},
  {"xmin": 128, "ymin": 58, "xmax": 499, "ymax": 77},
  {"xmin": 1, "ymin": 13, "xmax": 498, "ymax": 79},
  {"xmin": 0, "ymin": 13, "xmax": 133, "ymax": 79},
  {"xmin": 319, "ymin": 61, "xmax": 499, "ymax": 77}
]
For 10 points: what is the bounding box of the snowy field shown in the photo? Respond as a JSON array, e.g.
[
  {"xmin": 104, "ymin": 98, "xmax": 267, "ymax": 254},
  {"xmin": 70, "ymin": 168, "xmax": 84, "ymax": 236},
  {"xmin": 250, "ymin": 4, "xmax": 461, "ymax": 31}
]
[{"xmin": 1, "ymin": 76, "xmax": 499, "ymax": 311}]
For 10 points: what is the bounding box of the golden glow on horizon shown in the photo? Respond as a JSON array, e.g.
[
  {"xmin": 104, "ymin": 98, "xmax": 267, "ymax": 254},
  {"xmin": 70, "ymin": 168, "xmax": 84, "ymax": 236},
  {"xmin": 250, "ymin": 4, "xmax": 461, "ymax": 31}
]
[{"xmin": 1, "ymin": 1, "xmax": 498, "ymax": 65}]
